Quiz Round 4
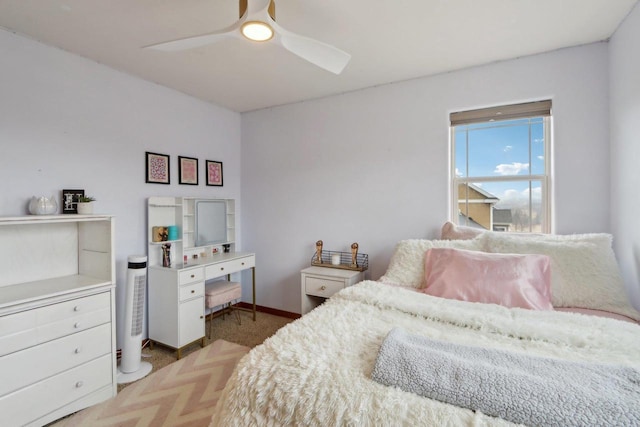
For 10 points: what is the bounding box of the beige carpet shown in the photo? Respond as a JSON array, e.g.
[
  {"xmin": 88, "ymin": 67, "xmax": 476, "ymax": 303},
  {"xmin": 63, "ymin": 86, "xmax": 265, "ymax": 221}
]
[
  {"xmin": 57, "ymin": 339, "xmax": 249, "ymax": 427},
  {"xmin": 134, "ymin": 310, "xmax": 293, "ymax": 390}
]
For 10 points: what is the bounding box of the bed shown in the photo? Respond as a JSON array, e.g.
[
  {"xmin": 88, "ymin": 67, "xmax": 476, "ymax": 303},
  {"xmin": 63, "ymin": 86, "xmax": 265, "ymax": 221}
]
[{"xmin": 211, "ymin": 225, "xmax": 640, "ymax": 426}]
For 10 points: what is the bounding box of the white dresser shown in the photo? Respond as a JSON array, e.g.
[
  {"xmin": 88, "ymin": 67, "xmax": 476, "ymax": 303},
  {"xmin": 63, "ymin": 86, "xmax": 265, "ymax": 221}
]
[{"xmin": 0, "ymin": 215, "xmax": 116, "ymax": 426}]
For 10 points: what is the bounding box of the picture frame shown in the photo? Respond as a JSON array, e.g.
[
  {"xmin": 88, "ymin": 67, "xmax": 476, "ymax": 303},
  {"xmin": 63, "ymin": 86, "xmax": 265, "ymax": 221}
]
[
  {"xmin": 146, "ymin": 152, "xmax": 170, "ymax": 184},
  {"xmin": 61, "ymin": 189, "xmax": 85, "ymax": 214},
  {"xmin": 206, "ymin": 160, "xmax": 223, "ymax": 186},
  {"xmin": 178, "ymin": 156, "xmax": 199, "ymax": 185}
]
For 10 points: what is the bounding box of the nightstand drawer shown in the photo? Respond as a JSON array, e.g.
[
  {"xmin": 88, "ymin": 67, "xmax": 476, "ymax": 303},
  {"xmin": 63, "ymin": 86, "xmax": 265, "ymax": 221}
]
[
  {"xmin": 305, "ymin": 277, "xmax": 345, "ymax": 298},
  {"xmin": 179, "ymin": 268, "xmax": 204, "ymax": 285},
  {"xmin": 301, "ymin": 266, "xmax": 364, "ymax": 315}
]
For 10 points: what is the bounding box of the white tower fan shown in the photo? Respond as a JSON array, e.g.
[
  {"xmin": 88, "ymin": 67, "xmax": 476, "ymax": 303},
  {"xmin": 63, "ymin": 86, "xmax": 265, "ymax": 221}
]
[{"xmin": 117, "ymin": 255, "xmax": 153, "ymax": 383}]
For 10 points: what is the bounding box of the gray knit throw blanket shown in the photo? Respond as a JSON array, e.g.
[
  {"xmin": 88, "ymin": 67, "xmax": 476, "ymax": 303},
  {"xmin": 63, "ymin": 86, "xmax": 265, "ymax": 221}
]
[{"xmin": 371, "ymin": 328, "xmax": 640, "ymax": 426}]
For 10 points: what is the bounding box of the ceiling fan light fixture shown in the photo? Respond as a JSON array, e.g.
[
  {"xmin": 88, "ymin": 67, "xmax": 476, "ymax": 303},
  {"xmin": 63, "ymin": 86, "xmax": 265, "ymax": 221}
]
[{"xmin": 241, "ymin": 21, "xmax": 274, "ymax": 42}]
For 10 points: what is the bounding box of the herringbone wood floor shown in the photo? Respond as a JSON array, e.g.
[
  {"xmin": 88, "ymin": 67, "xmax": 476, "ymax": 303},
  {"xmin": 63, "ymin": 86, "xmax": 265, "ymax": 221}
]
[
  {"xmin": 57, "ymin": 339, "xmax": 249, "ymax": 426},
  {"xmin": 47, "ymin": 310, "xmax": 293, "ymax": 426}
]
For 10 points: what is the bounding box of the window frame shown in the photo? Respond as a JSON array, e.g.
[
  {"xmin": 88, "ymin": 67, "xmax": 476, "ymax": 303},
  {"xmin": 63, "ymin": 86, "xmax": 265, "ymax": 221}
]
[{"xmin": 450, "ymin": 102, "xmax": 552, "ymax": 234}]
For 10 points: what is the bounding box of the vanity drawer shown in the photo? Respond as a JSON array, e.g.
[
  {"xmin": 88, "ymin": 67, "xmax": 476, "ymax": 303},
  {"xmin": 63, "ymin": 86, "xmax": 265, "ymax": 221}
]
[
  {"xmin": 205, "ymin": 256, "xmax": 255, "ymax": 278},
  {"xmin": 179, "ymin": 281, "xmax": 204, "ymax": 302},
  {"xmin": 0, "ymin": 292, "xmax": 111, "ymax": 357},
  {"xmin": 0, "ymin": 323, "xmax": 112, "ymax": 396},
  {"xmin": 179, "ymin": 268, "xmax": 204, "ymax": 285},
  {"xmin": 0, "ymin": 354, "xmax": 112, "ymax": 427},
  {"xmin": 305, "ymin": 277, "xmax": 345, "ymax": 298}
]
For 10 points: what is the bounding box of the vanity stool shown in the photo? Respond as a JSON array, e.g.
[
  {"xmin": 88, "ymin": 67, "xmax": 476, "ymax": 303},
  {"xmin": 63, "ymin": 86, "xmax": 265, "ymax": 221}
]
[{"xmin": 205, "ymin": 280, "xmax": 242, "ymax": 339}]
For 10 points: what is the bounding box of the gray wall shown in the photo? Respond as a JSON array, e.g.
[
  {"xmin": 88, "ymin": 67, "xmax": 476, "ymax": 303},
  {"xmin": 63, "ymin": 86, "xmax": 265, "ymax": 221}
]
[
  {"xmin": 610, "ymin": 2, "xmax": 640, "ymax": 307},
  {"xmin": 0, "ymin": 29, "xmax": 243, "ymax": 346},
  {"xmin": 241, "ymin": 43, "xmax": 614, "ymax": 314}
]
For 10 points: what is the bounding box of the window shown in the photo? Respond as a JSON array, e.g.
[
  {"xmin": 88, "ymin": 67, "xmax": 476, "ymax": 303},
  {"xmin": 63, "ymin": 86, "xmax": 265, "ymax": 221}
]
[{"xmin": 450, "ymin": 100, "xmax": 551, "ymax": 233}]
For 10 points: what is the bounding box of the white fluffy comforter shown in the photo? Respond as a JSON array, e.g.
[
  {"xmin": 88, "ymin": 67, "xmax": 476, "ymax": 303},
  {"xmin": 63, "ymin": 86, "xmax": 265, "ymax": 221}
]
[{"xmin": 211, "ymin": 281, "xmax": 640, "ymax": 426}]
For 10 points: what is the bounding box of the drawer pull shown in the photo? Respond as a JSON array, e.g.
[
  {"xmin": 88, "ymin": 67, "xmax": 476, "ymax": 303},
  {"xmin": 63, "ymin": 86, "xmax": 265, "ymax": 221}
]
[
  {"xmin": 191, "ymin": 290, "xmax": 195, "ymax": 294},
  {"xmin": 320, "ymin": 285, "xmax": 326, "ymax": 291},
  {"xmin": 200, "ymin": 315, "xmax": 204, "ymax": 319},
  {"xmin": 75, "ymin": 381, "xmax": 84, "ymax": 388},
  {"xmin": 190, "ymin": 274, "xmax": 195, "ymax": 278},
  {"xmin": 241, "ymin": 262, "xmax": 245, "ymax": 266},
  {"xmin": 74, "ymin": 306, "xmax": 80, "ymax": 312},
  {"xmin": 74, "ymin": 347, "xmax": 81, "ymax": 354},
  {"xmin": 220, "ymin": 267, "xmax": 224, "ymax": 271},
  {"xmin": 74, "ymin": 322, "xmax": 81, "ymax": 329}
]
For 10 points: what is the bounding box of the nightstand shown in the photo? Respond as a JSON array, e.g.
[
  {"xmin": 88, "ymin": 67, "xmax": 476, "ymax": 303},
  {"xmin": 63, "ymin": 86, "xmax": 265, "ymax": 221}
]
[{"xmin": 300, "ymin": 266, "xmax": 364, "ymax": 315}]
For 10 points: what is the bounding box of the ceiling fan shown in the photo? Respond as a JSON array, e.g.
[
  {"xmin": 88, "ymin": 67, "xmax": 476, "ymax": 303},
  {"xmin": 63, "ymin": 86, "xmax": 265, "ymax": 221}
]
[{"xmin": 145, "ymin": 0, "xmax": 351, "ymax": 75}]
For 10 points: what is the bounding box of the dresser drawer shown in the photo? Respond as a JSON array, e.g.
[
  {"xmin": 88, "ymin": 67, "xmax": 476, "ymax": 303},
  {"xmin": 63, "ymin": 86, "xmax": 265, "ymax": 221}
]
[
  {"xmin": 179, "ymin": 268, "xmax": 204, "ymax": 285},
  {"xmin": 305, "ymin": 276, "xmax": 345, "ymax": 298},
  {"xmin": 179, "ymin": 281, "xmax": 204, "ymax": 302},
  {"xmin": 0, "ymin": 292, "xmax": 111, "ymax": 357},
  {"xmin": 0, "ymin": 354, "xmax": 112, "ymax": 427},
  {"xmin": 0, "ymin": 323, "xmax": 112, "ymax": 396},
  {"xmin": 205, "ymin": 256, "xmax": 255, "ymax": 278}
]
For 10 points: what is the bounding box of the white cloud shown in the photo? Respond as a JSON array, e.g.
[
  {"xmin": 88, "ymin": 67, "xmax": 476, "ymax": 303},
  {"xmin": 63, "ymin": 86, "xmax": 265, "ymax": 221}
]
[
  {"xmin": 455, "ymin": 168, "xmax": 462, "ymax": 177},
  {"xmin": 494, "ymin": 162, "xmax": 529, "ymax": 175},
  {"xmin": 504, "ymin": 145, "xmax": 513, "ymax": 152},
  {"xmin": 537, "ymin": 155, "xmax": 544, "ymax": 160},
  {"xmin": 496, "ymin": 185, "xmax": 542, "ymax": 209}
]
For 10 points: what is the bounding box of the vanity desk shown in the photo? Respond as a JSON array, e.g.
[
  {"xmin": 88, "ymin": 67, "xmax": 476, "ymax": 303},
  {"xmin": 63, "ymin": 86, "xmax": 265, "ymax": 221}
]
[
  {"xmin": 147, "ymin": 197, "xmax": 254, "ymax": 359},
  {"xmin": 148, "ymin": 252, "xmax": 255, "ymax": 359}
]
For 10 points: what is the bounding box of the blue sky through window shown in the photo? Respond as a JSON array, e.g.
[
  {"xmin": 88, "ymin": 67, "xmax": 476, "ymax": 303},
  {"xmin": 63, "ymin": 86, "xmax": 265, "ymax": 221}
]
[{"xmin": 455, "ymin": 118, "xmax": 544, "ymax": 209}]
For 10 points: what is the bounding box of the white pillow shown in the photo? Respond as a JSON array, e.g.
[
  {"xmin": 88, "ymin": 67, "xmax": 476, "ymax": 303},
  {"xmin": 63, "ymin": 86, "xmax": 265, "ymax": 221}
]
[
  {"xmin": 440, "ymin": 221, "xmax": 614, "ymax": 250},
  {"xmin": 440, "ymin": 221, "xmax": 484, "ymax": 240},
  {"xmin": 481, "ymin": 233, "xmax": 640, "ymax": 320},
  {"xmin": 440, "ymin": 220, "xmax": 545, "ymax": 240},
  {"xmin": 380, "ymin": 238, "xmax": 484, "ymax": 288}
]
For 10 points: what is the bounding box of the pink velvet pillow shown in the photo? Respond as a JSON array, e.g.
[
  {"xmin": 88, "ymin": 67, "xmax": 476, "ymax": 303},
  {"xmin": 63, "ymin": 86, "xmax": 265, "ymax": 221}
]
[{"xmin": 421, "ymin": 248, "xmax": 553, "ymax": 310}]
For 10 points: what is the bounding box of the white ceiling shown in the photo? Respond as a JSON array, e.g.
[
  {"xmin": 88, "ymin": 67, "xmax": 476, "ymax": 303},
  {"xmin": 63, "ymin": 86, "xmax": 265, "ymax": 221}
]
[{"xmin": 0, "ymin": 0, "xmax": 637, "ymax": 113}]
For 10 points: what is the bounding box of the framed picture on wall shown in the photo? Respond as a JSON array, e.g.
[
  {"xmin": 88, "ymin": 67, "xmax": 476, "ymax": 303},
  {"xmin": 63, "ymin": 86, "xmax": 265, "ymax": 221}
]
[
  {"xmin": 206, "ymin": 160, "xmax": 223, "ymax": 186},
  {"xmin": 61, "ymin": 189, "xmax": 85, "ymax": 214},
  {"xmin": 146, "ymin": 152, "xmax": 170, "ymax": 184},
  {"xmin": 178, "ymin": 156, "xmax": 198, "ymax": 185}
]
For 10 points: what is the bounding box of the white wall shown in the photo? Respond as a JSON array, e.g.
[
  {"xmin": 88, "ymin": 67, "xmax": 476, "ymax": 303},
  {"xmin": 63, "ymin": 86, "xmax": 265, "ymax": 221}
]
[
  {"xmin": 610, "ymin": 3, "xmax": 640, "ymax": 308},
  {"xmin": 0, "ymin": 29, "xmax": 242, "ymax": 345},
  {"xmin": 242, "ymin": 43, "xmax": 611, "ymax": 314}
]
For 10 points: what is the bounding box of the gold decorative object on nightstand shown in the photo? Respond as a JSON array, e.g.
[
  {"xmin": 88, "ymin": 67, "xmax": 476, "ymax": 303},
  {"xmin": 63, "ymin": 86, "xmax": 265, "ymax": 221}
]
[
  {"xmin": 310, "ymin": 240, "xmax": 368, "ymax": 272},
  {"xmin": 315, "ymin": 240, "xmax": 323, "ymax": 263}
]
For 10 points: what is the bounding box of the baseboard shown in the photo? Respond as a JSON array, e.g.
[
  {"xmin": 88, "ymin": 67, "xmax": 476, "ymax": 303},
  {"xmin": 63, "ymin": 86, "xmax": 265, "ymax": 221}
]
[
  {"xmin": 236, "ymin": 302, "xmax": 301, "ymax": 319},
  {"xmin": 117, "ymin": 306, "xmax": 299, "ymax": 357}
]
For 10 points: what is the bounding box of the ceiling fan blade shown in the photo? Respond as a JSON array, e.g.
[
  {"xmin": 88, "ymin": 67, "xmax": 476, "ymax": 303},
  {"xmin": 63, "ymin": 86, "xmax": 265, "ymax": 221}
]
[
  {"xmin": 144, "ymin": 21, "xmax": 242, "ymax": 51},
  {"xmin": 274, "ymin": 24, "xmax": 351, "ymax": 74}
]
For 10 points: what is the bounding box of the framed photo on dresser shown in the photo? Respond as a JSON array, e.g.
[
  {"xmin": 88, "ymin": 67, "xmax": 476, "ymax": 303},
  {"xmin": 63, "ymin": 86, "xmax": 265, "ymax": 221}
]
[{"xmin": 61, "ymin": 189, "xmax": 84, "ymax": 214}]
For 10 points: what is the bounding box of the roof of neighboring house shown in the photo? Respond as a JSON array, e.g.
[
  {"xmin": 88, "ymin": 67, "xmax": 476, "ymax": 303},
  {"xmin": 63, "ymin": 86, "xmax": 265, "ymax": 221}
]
[
  {"xmin": 459, "ymin": 182, "xmax": 499, "ymax": 202},
  {"xmin": 458, "ymin": 213, "xmax": 486, "ymax": 229}
]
